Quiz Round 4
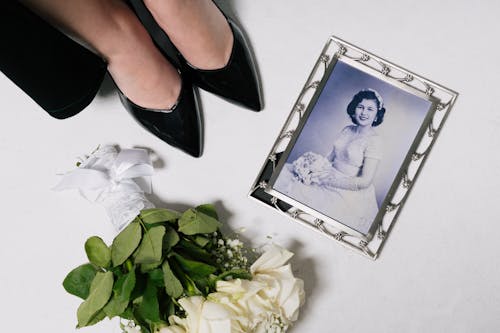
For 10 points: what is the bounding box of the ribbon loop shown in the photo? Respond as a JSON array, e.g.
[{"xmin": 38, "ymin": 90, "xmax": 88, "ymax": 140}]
[
  {"xmin": 113, "ymin": 149, "xmax": 153, "ymax": 180},
  {"xmin": 54, "ymin": 145, "xmax": 155, "ymax": 232}
]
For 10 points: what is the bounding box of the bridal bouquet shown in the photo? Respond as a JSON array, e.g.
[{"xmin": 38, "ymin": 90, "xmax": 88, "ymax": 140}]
[
  {"xmin": 291, "ymin": 151, "xmax": 332, "ymax": 185},
  {"xmin": 57, "ymin": 146, "xmax": 305, "ymax": 333}
]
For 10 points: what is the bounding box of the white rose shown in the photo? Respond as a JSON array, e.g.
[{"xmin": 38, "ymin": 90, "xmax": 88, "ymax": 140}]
[
  {"xmin": 250, "ymin": 244, "xmax": 305, "ymax": 322},
  {"xmin": 252, "ymin": 263, "xmax": 305, "ymax": 322},
  {"xmin": 168, "ymin": 296, "xmax": 244, "ymax": 333},
  {"xmin": 211, "ymin": 279, "xmax": 271, "ymax": 331},
  {"xmin": 160, "ymin": 245, "xmax": 305, "ymax": 333},
  {"xmin": 211, "ymin": 245, "xmax": 305, "ymax": 332}
]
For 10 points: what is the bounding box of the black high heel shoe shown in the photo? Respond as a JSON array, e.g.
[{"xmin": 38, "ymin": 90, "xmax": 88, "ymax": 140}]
[
  {"xmin": 128, "ymin": 0, "xmax": 263, "ymax": 112},
  {"xmin": 117, "ymin": 74, "xmax": 203, "ymax": 158}
]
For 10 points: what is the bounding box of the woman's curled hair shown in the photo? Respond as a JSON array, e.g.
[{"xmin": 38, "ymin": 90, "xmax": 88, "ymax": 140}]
[{"xmin": 346, "ymin": 89, "xmax": 386, "ymax": 127}]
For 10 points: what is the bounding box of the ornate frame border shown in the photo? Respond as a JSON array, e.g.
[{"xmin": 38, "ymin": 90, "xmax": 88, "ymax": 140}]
[{"xmin": 249, "ymin": 36, "xmax": 458, "ymax": 259}]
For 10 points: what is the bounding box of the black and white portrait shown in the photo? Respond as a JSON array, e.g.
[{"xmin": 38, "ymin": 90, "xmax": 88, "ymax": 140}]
[{"xmin": 270, "ymin": 59, "xmax": 433, "ymax": 235}]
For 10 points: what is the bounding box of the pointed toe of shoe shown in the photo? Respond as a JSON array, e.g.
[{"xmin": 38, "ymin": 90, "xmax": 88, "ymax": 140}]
[
  {"xmin": 238, "ymin": 80, "xmax": 263, "ymax": 112},
  {"xmin": 119, "ymin": 78, "xmax": 203, "ymax": 158},
  {"xmin": 186, "ymin": 20, "xmax": 263, "ymax": 112}
]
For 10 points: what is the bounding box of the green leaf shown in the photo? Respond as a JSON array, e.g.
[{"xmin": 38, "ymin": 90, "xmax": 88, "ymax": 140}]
[
  {"xmin": 137, "ymin": 280, "xmax": 160, "ymax": 323},
  {"xmin": 140, "ymin": 261, "xmax": 162, "ymax": 273},
  {"xmin": 163, "ymin": 226, "xmax": 180, "ymax": 253},
  {"xmin": 157, "ymin": 291, "xmax": 171, "ymax": 315},
  {"xmin": 77, "ymin": 271, "xmax": 114, "ymax": 327},
  {"xmin": 132, "ymin": 307, "xmax": 152, "ymax": 333},
  {"xmin": 193, "ymin": 277, "xmax": 209, "ymax": 294},
  {"xmin": 103, "ymin": 270, "xmax": 136, "ymax": 318},
  {"xmin": 140, "ymin": 208, "xmax": 180, "ymax": 224},
  {"xmin": 162, "ymin": 260, "xmax": 183, "ymax": 298},
  {"xmin": 195, "ymin": 204, "xmax": 218, "ymax": 220},
  {"xmin": 85, "ymin": 310, "xmax": 106, "ymax": 327},
  {"xmin": 183, "ymin": 274, "xmax": 202, "ymax": 296},
  {"xmin": 175, "ymin": 238, "xmax": 214, "ymax": 264},
  {"xmin": 63, "ymin": 263, "xmax": 98, "ymax": 299},
  {"xmin": 194, "ymin": 235, "xmax": 210, "ymax": 248},
  {"xmin": 120, "ymin": 306, "xmax": 134, "ymax": 320},
  {"xmin": 148, "ymin": 269, "xmax": 164, "ymax": 288},
  {"xmin": 178, "ymin": 209, "xmax": 222, "ymax": 235},
  {"xmin": 169, "ymin": 258, "xmax": 201, "ymax": 296},
  {"xmin": 135, "ymin": 226, "xmax": 166, "ymax": 264},
  {"xmin": 166, "ymin": 299, "xmax": 175, "ymax": 318},
  {"xmin": 111, "ymin": 220, "xmax": 142, "ymax": 266},
  {"xmin": 85, "ymin": 236, "xmax": 111, "ymax": 268},
  {"xmin": 173, "ymin": 253, "xmax": 217, "ymax": 279},
  {"xmin": 110, "ymin": 265, "xmax": 125, "ymax": 278},
  {"xmin": 130, "ymin": 271, "xmax": 147, "ymax": 302}
]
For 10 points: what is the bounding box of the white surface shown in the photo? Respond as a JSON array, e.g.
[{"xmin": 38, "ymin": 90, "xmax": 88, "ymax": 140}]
[{"xmin": 1, "ymin": 0, "xmax": 499, "ymax": 332}]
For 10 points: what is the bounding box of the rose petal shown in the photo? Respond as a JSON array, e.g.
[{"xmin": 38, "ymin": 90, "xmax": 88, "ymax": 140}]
[
  {"xmin": 281, "ymin": 278, "xmax": 305, "ymax": 321},
  {"xmin": 202, "ymin": 301, "xmax": 232, "ymax": 320},
  {"xmin": 168, "ymin": 315, "xmax": 188, "ymax": 330},
  {"xmin": 250, "ymin": 245, "xmax": 294, "ymax": 274},
  {"xmin": 179, "ymin": 296, "xmax": 205, "ymax": 333},
  {"xmin": 217, "ymin": 279, "xmax": 265, "ymax": 301}
]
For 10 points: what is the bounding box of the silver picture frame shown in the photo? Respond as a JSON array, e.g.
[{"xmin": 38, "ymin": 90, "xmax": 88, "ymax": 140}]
[{"xmin": 249, "ymin": 36, "xmax": 458, "ymax": 259}]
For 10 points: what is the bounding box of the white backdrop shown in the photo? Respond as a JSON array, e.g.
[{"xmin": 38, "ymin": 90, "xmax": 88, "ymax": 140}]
[{"xmin": 1, "ymin": 1, "xmax": 499, "ymax": 332}]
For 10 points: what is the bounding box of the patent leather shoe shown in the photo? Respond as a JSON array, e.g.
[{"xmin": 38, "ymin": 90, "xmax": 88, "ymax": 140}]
[
  {"xmin": 183, "ymin": 19, "xmax": 263, "ymax": 112},
  {"xmin": 118, "ymin": 75, "xmax": 203, "ymax": 158},
  {"xmin": 129, "ymin": 0, "xmax": 263, "ymax": 112}
]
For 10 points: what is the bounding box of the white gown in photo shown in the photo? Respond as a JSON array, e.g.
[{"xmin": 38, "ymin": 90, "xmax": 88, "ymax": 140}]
[{"xmin": 274, "ymin": 125, "xmax": 382, "ymax": 234}]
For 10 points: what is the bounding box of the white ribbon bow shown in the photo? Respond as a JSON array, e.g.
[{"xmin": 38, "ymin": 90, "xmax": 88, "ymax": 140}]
[{"xmin": 54, "ymin": 145, "xmax": 155, "ymax": 232}]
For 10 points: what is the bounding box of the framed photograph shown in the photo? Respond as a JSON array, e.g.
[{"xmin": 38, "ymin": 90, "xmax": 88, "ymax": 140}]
[{"xmin": 249, "ymin": 36, "xmax": 458, "ymax": 259}]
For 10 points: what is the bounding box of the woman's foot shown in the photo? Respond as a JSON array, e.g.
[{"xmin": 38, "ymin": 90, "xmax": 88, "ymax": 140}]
[
  {"xmin": 21, "ymin": 0, "xmax": 181, "ymax": 110},
  {"xmin": 143, "ymin": 0, "xmax": 233, "ymax": 70},
  {"xmin": 103, "ymin": 3, "xmax": 181, "ymax": 109}
]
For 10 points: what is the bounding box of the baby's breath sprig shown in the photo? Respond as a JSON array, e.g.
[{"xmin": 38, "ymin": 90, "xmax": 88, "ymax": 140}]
[{"xmin": 210, "ymin": 233, "xmax": 249, "ymax": 272}]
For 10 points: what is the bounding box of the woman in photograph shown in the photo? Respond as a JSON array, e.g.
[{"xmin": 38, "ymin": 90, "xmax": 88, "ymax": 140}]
[{"xmin": 275, "ymin": 89, "xmax": 385, "ymax": 233}]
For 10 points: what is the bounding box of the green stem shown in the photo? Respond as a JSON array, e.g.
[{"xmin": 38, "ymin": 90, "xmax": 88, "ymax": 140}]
[
  {"xmin": 125, "ymin": 259, "xmax": 133, "ymax": 272},
  {"xmin": 137, "ymin": 216, "xmax": 148, "ymax": 231}
]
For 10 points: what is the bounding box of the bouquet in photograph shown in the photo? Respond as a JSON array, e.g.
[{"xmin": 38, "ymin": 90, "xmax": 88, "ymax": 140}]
[
  {"xmin": 57, "ymin": 146, "xmax": 305, "ymax": 333},
  {"xmin": 291, "ymin": 151, "xmax": 332, "ymax": 185}
]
